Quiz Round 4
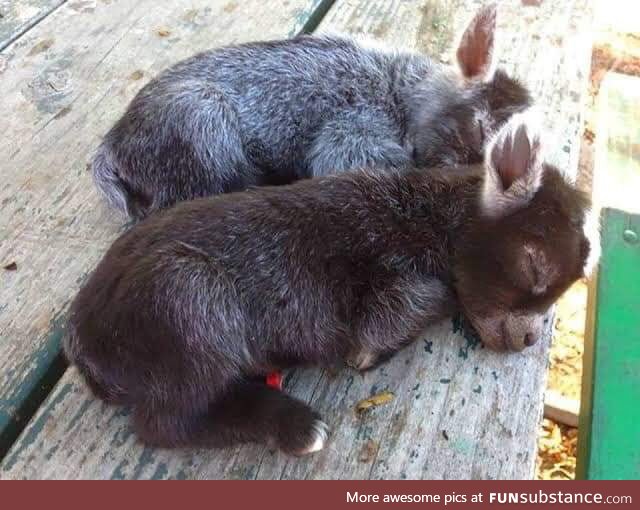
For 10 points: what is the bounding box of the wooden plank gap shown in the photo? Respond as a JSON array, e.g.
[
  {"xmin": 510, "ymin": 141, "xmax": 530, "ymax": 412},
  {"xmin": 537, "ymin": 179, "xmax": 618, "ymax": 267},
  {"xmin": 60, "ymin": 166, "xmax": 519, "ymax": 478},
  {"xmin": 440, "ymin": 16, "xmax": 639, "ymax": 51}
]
[
  {"xmin": 0, "ymin": 0, "xmax": 68, "ymax": 52},
  {"xmin": 296, "ymin": 0, "xmax": 338, "ymax": 35}
]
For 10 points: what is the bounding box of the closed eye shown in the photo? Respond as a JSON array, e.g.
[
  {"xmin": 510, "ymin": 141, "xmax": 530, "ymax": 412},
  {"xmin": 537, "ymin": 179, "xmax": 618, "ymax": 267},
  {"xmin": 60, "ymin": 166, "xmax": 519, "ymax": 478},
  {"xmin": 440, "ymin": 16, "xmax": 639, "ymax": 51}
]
[
  {"xmin": 527, "ymin": 251, "xmax": 544, "ymax": 293},
  {"xmin": 478, "ymin": 120, "xmax": 485, "ymax": 144}
]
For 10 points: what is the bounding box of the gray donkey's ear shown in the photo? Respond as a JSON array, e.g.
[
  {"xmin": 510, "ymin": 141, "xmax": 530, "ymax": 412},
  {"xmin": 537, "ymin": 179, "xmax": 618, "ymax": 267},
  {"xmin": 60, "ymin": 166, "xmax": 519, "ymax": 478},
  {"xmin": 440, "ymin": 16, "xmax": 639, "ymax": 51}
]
[
  {"xmin": 456, "ymin": 3, "xmax": 497, "ymax": 80},
  {"xmin": 481, "ymin": 111, "xmax": 545, "ymax": 218}
]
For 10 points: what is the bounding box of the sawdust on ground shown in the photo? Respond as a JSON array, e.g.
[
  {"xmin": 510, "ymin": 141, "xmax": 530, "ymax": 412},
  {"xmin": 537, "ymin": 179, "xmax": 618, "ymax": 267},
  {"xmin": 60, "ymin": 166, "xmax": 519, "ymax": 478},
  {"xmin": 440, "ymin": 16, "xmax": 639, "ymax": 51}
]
[{"xmin": 536, "ymin": 280, "xmax": 587, "ymax": 480}]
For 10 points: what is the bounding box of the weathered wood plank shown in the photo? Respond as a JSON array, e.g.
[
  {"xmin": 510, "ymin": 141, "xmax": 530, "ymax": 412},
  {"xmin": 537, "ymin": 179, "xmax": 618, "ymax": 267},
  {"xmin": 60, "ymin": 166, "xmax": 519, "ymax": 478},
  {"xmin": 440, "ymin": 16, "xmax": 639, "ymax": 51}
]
[
  {"xmin": 0, "ymin": 0, "xmax": 335, "ymax": 454},
  {"xmin": 590, "ymin": 72, "xmax": 640, "ymax": 214},
  {"xmin": 544, "ymin": 390, "xmax": 579, "ymax": 428},
  {"xmin": 1, "ymin": 0, "xmax": 593, "ymax": 479},
  {"xmin": 2, "ymin": 323, "xmax": 549, "ymax": 479},
  {"xmin": 0, "ymin": 0, "xmax": 66, "ymax": 52}
]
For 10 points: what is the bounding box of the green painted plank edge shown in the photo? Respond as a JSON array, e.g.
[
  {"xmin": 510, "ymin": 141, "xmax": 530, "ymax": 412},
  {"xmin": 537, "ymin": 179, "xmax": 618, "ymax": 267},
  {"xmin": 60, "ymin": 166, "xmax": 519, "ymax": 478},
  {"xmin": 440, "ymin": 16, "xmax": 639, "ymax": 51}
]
[
  {"xmin": 0, "ymin": 0, "xmax": 337, "ymax": 462},
  {"xmin": 0, "ymin": 315, "xmax": 68, "ymax": 459},
  {"xmin": 577, "ymin": 208, "xmax": 640, "ymax": 479},
  {"xmin": 294, "ymin": 0, "xmax": 337, "ymax": 35},
  {"xmin": 0, "ymin": 0, "xmax": 67, "ymax": 52}
]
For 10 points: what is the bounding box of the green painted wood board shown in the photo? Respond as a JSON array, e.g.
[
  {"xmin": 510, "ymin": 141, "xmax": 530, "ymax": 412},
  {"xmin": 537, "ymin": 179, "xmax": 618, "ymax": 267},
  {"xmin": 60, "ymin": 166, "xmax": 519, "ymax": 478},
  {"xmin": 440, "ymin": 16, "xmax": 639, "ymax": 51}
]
[{"xmin": 577, "ymin": 209, "xmax": 640, "ymax": 479}]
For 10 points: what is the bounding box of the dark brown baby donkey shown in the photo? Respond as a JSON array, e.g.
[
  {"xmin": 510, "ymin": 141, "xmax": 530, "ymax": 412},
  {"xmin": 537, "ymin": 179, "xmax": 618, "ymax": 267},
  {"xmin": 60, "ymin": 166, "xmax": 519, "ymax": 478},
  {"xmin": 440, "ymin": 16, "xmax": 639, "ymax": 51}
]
[{"xmin": 66, "ymin": 114, "xmax": 599, "ymax": 455}]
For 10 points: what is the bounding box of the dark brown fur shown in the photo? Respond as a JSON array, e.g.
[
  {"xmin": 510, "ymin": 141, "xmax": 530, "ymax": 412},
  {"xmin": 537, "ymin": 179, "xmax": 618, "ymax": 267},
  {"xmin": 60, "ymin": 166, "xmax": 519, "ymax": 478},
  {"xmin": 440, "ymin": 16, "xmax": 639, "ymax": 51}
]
[{"xmin": 65, "ymin": 116, "xmax": 597, "ymax": 454}]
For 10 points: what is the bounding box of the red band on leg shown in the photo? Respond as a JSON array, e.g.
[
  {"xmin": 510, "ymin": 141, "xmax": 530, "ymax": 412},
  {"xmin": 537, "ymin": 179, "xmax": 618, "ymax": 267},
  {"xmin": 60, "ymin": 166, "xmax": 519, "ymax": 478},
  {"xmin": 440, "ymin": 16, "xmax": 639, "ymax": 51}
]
[{"xmin": 265, "ymin": 371, "xmax": 283, "ymax": 390}]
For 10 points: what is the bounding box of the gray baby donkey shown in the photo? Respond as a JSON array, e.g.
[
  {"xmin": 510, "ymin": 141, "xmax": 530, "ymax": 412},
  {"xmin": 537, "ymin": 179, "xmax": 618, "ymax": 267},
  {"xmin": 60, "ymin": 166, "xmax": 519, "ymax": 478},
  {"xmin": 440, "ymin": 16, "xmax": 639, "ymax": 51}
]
[{"xmin": 94, "ymin": 4, "xmax": 531, "ymax": 219}]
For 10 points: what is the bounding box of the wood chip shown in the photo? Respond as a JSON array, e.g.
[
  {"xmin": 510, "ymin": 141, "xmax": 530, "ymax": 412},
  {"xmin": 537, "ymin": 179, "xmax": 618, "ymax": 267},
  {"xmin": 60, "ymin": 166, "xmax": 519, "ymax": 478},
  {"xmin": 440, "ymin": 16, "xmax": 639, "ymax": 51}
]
[
  {"xmin": 27, "ymin": 38, "xmax": 54, "ymax": 56},
  {"xmin": 129, "ymin": 70, "xmax": 144, "ymax": 81},
  {"xmin": 355, "ymin": 391, "xmax": 394, "ymax": 414},
  {"xmin": 358, "ymin": 440, "xmax": 379, "ymax": 463}
]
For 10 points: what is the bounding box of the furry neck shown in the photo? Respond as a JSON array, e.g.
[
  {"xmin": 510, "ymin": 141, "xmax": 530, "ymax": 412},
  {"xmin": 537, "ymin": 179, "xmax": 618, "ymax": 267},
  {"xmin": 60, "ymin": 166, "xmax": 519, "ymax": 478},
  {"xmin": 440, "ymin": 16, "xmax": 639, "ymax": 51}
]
[
  {"xmin": 379, "ymin": 167, "xmax": 482, "ymax": 280},
  {"xmin": 406, "ymin": 166, "xmax": 482, "ymax": 232}
]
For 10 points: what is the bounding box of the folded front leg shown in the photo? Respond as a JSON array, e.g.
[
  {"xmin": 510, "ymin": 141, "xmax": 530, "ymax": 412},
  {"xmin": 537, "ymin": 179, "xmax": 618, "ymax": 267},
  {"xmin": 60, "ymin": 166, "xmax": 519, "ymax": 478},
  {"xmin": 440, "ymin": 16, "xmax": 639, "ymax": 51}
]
[
  {"xmin": 307, "ymin": 116, "xmax": 411, "ymax": 177},
  {"xmin": 348, "ymin": 276, "xmax": 457, "ymax": 371},
  {"xmin": 133, "ymin": 380, "xmax": 329, "ymax": 455}
]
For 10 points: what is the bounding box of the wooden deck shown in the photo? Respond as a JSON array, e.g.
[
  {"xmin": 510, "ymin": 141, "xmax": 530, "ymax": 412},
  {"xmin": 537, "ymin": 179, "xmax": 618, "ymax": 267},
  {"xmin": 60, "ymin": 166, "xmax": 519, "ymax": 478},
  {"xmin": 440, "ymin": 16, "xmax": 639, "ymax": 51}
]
[{"xmin": 0, "ymin": 0, "xmax": 593, "ymax": 479}]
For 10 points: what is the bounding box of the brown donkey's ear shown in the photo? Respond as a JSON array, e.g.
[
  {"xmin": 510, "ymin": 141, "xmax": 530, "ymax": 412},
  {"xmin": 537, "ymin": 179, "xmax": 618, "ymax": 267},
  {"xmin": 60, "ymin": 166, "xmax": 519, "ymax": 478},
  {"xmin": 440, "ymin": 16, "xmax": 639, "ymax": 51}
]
[
  {"xmin": 456, "ymin": 3, "xmax": 497, "ymax": 80},
  {"xmin": 481, "ymin": 111, "xmax": 545, "ymax": 218}
]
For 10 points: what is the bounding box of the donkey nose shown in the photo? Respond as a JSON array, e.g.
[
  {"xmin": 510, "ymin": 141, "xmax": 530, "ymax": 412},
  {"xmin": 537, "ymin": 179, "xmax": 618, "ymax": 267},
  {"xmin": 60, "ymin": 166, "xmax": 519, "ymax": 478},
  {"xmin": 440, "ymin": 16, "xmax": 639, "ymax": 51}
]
[{"xmin": 524, "ymin": 333, "xmax": 537, "ymax": 347}]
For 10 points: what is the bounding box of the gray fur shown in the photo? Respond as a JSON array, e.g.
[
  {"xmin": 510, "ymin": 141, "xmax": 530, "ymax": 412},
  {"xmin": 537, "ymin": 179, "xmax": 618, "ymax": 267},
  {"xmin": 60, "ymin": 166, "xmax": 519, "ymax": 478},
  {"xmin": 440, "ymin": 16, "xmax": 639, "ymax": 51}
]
[{"xmin": 94, "ymin": 12, "xmax": 530, "ymax": 219}]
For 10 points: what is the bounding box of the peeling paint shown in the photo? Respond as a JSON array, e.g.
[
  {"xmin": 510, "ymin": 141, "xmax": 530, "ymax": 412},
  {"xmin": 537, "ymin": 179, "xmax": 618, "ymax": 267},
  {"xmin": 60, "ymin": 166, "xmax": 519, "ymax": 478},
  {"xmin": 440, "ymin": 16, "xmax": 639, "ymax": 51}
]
[
  {"xmin": 2, "ymin": 382, "xmax": 73, "ymax": 471},
  {"xmin": 0, "ymin": 311, "xmax": 68, "ymax": 455}
]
